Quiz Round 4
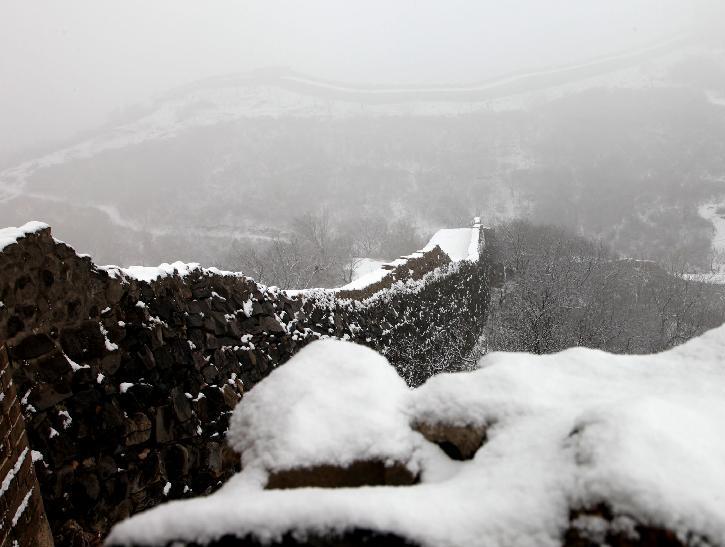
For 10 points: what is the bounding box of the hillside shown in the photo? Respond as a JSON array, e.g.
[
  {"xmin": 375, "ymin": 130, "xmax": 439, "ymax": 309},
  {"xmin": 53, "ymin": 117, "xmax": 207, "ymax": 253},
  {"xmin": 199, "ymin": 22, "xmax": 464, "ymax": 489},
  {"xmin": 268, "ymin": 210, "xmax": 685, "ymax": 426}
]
[{"xmin": 2, "ymin": 39, "xmax": 725, "ymax": 267}]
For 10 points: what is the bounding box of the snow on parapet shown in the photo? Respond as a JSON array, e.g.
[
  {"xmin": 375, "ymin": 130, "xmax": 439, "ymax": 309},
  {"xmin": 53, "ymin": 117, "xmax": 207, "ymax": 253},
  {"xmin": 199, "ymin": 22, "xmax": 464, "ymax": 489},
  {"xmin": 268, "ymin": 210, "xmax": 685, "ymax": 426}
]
[
  {"xmin": 0, "ymin": 221, "xmax": 50, "ymax": 252},
  {"xmin": 100, "ymin": 262, "xmax": 249, "ymax": 284},
  {"xmin": 228, "ymin": 340, "xmax": 413, "ymax": 472},
  {"xmin": 102, "ymin": 262, "xmax": 203, "ymax": 283},
  {"xmin": 335, "ymin": 220, "xmax": 483, "ymax": 293},
  {"xmin": 108, "ymin": 331, "xmax": 725, "ymax": 547},
  {"xmin": 422, "ymin": 220, "xmax": 481, "ymax": 263}
]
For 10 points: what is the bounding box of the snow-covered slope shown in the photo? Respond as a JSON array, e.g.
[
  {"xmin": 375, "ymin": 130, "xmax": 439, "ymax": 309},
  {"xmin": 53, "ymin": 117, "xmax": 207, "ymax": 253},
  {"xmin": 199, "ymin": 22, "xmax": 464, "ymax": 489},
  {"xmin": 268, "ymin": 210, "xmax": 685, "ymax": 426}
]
[
  {"xmin": 2, "ymin": 37, "xmax": 723, "ymax": 267},
  {"xmin": 108, "ymin": 330, "xmax": 725, "ymax": 546},
  {"xmin": 0, "ymin": 37, "xmax": 708, "ymax": 204}
]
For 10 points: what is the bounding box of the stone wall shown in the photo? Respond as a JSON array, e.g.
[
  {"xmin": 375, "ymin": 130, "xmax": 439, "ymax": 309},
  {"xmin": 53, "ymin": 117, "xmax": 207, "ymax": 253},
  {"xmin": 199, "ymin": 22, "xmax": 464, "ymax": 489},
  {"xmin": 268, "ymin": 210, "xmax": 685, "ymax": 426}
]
[
  {"xmin": 0, "ymin": 345, "xmax": 54, "ymax": 547},
  {"xmin": 0, "ymin": 222, "xmax": 491, "ymax": 544}
]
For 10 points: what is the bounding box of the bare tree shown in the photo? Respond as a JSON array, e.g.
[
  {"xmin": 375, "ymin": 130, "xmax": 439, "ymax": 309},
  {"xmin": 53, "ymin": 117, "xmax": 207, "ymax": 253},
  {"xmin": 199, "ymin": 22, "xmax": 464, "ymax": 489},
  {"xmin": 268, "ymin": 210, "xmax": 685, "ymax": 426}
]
[{"xmin": 485, "ymin": 220, "xmax": 725, "ymax": 356}]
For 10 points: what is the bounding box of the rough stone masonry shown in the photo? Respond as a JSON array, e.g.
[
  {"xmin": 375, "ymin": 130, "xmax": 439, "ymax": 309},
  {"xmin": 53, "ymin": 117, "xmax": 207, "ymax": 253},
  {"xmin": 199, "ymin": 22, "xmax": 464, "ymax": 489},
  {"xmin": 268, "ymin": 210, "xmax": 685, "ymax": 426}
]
[{"xmin": 0, "ymin": 221, "xmax": 492, "ymax": 545}]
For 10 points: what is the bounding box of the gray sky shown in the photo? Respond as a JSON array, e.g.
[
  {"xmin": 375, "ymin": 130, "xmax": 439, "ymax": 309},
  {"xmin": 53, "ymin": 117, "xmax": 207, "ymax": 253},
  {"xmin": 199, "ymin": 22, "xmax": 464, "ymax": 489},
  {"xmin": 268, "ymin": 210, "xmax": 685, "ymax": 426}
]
[{"xmin": 0, "ymin": 0, "xmax": 714, "ymax": 160}]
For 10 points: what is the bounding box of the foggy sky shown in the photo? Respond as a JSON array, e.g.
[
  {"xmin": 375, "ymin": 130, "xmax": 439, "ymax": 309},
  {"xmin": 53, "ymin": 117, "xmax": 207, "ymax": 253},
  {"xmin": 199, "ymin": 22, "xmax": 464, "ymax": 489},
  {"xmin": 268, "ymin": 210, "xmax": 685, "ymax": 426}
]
[{"xmin": 0, "ymin": 0, "xmax": 720, "ymax": 162}]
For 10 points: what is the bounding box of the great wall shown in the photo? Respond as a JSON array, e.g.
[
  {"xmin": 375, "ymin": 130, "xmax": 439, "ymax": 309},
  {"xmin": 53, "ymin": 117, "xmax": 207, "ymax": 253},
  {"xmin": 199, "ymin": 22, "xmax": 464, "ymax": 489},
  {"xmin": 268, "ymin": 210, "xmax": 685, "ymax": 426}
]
[{"xmin": 0, "ymin": 219, "xmax": 494, "ymax": 545}]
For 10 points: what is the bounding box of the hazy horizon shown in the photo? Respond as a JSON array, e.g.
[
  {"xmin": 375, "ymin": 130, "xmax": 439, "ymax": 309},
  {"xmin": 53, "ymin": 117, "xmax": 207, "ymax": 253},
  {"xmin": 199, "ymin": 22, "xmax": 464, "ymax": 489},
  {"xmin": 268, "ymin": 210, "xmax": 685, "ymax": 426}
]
[{"xmin": 3, "ymin": 0, "xmax": 724, "ymax": 160}]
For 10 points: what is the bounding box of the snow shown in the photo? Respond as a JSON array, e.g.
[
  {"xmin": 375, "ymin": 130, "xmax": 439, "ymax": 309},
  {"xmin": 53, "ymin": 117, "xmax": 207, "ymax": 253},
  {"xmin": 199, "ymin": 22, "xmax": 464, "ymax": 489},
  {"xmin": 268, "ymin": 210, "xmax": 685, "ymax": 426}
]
[
  {"xmin": 58, "ymin": 410, "xmax": 72, "ymax": 430},
  {"xmin": 350, "ymin": 258, "xmax": 387, "ymax": 282},
  {"xmin": 99, "ymin": 323, "xmax": 119, "ymax": 351},
  {"xmin": 422, "ymin": 225, "xmax": 480, "ymax": 262},
  {"xmin": 101, "ymin": 261, "xmax": 251, "ymax": 285},
  {"xmin": 0, "ymin": 221, "xmax": 49, "ymax": 252},
  {"xmin": 707, "ymin": 90, "xmax": 725, "ymax": 107},
  {"xmin": 11, "ymin": 489, "xmax": 32, "ymax": 527},
  {"xmin": 336, "ymin": 224, "xmax": 481, "ymax": 293},
  {"xmin": 102, "ymin": 262, "xmax": 202, "ymax": 283},
  {"xmin": 337, "ymin": 265, "xmax": 390, "ymax": 292},
  {"xmin": 682, "ymin": 272, "xmax": 725, "ymax": 285},
  {"xmin": 0, "ymin": 448, "xmax": 28, "ymax": 498},
  {"xmin": 698, "ymin": 201, "xmax": 725, "ymax": 272},
  {"xmin": 65, "ymin": 354, "xmax": 89, "ymax": 371},
  {"xmin": 108, "ymin": 330, "xmax": 725, "ymax": 547},
  {"xmin": 227, "ymin": 340, "xmax": 414, "ymax": 472}
]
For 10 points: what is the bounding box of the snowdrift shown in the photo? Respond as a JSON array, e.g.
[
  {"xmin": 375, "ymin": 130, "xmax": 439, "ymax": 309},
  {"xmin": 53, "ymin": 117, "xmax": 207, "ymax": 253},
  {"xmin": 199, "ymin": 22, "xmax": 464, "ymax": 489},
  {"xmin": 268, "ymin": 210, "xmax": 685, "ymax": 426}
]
[{"xmin": 107, "ymin": 330, "xmax": 725, "ymax": 547}]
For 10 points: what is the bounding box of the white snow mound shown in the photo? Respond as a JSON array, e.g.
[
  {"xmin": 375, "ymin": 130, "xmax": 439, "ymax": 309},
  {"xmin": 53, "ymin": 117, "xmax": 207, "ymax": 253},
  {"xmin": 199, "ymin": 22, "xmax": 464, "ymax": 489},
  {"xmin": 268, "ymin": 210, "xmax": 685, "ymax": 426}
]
[
  {"xmin": 107, "ymin": 331, "xmax": 725, "ymax": 547},
  {"xmin": 100, "ymin": 262, "xmax": 249, "ymax": 284},
  {"xmin": 0, "ymin": 221, "xmax": 49, "ymax": 252},
  {"xmin": 422, "ymin": 227, "xmax": 478, "ymax": 262},
  {"xmin": 227, "ymin": 339, "xmax": 414, "ymax": 471}
]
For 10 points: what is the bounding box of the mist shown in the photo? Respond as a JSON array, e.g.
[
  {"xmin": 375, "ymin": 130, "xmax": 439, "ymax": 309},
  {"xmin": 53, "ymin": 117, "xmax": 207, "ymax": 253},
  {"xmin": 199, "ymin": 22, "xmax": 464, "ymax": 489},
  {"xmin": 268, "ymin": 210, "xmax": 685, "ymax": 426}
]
[
  {"xmin": 1, "ymin": 0, "xmax": 725, "ymax": 272},
  {"xmin": 0, "ymin": 0, "xmax": 718, "ymax": 160}
]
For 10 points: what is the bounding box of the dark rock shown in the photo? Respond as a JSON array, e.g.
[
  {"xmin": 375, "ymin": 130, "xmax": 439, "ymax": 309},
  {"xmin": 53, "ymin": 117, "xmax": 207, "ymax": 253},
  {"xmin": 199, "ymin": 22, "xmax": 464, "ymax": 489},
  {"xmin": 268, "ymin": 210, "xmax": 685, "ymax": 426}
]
[
  {"xmin": 163, "ymin": 443, "xmax": 191, "ymax": 479},
  {"xmin": 73, "ymin": 470, "xmax": 101, "ymax": 502},
  {"xmin": 266, "ymin": 461, "xmax": 418, "ymax": 490},
  {"xmin": 186, "ymin": 314, "xmax": 204, "ymax": 329},
  {"xmin": 139, "ymin": 345, "xmax": 156, "ymax": 370},
  {"xmin": 413, "ymin": 422, "xmax": 487, "ymax": 461},
  {"xmin": 171, "ymin": 389, "xmax": 193, "ymax": 423},
  {"xmin": 125, "ymin": 413, "xmax": 152, "ymax": 446},
  {"xmin": 41, "ymin": 269, "xmax": 54, "ymax": 287},
  {"xmin": 97, "ymin": 455, "xmax": 119, "ymax": 480},
  {"xmin": 60, "ymin": 322, "xmax": 107, "ymax": 360},
  {"xmin": 259, "ymin": 316, "xmax": 285, "ymax": 334},
  {"xmin": 202, "ymin": 364, "xmax": 219, "ymax": 383},
  {"xmin": 221, "ymin": 384, "xmax": 240, "ymax": 410},
  {"xmin": 204, "ymin": 442, "xmax": 224, "ymax": 479},
  {"xmin": 154, "ymin": 406, "xmax": 174, "ymax": 444},
  {"xmin": 10, "ymin": 333, "xmax": 56, "ymax": 360},
  {"xmin": 7, "ymin": 314, "xmax": 25, "ymax": 338},
  {"xmin": 101, "ymin": 352, "xmax": 122, "ymax": 375},
  {"xmin": 152, "ymin": 346, "xmax": 173, "ymax": 370},
  {"xmin": 34, "ymin": 351, "xmax": 73, "ymax": 382},
  {"xmin": 30, "ymin": 379, "xmax": 73, "ymax": 411},
  {"xmin": 191, "ymin": 284, "xmax": 212, "ymax": 300}
]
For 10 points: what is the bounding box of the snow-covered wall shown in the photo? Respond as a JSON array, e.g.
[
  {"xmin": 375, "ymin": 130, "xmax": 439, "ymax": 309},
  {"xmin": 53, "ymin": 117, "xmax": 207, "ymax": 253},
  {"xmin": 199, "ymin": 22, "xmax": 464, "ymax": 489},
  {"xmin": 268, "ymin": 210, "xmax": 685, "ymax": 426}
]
[
  {"xmin": 107, "ymin": 335, "xmax": 725, "ymax": 547},
  {"xmin": 0, "ymin": 220, "xmax": 492, "ymax": 544}
]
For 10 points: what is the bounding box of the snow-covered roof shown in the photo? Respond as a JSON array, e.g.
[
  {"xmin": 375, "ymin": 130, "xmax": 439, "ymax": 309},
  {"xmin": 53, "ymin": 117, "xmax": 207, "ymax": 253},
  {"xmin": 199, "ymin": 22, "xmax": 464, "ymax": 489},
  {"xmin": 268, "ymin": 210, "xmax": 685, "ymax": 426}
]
[
  {"xmin": 0, "ymin": 221, "xmax": 49, "ymax": 252},
  {"xmin": 107, "ymin": 325, "xmax": 725, "ymax": 547}
]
